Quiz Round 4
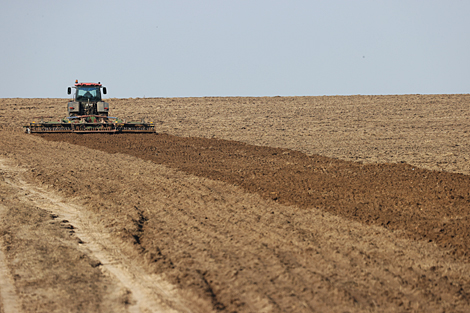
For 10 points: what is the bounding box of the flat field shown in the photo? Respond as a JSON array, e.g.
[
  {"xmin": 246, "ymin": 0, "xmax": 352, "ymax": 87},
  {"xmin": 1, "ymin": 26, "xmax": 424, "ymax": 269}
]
[{"xmin": 0, "ymin": 94, "xmax": 470, "ymax": 312}]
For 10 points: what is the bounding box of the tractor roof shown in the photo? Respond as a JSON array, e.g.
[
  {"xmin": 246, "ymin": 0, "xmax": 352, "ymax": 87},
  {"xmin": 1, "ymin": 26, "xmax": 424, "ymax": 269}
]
[{"xmin": 75, "ymin": 82, "xmax": 102, "ymax": 87}]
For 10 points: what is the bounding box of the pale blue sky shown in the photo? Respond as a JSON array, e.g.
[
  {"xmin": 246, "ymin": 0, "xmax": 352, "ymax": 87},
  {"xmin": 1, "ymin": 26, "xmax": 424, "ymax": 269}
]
[{"xmin": 1, "ymin": 0, "xmax": 468, "ymax": 98}]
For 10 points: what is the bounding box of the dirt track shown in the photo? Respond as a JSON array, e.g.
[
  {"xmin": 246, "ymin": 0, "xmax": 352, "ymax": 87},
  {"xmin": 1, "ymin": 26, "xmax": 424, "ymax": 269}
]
[{"xmin": 1, "ymin": 95, "xmax": 470, "ymax": 312}]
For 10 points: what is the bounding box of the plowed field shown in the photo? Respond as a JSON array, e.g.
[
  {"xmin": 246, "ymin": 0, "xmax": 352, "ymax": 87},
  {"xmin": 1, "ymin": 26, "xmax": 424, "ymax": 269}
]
[{"xmin": 1, "ymin": 95, "xmax": 470, "ymax": 312}]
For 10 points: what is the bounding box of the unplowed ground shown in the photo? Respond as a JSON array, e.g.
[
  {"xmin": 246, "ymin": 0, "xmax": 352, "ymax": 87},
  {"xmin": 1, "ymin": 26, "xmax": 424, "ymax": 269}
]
[{"xmin": 1, "ymin": 95, "xmax": 470, "ymax": 312}]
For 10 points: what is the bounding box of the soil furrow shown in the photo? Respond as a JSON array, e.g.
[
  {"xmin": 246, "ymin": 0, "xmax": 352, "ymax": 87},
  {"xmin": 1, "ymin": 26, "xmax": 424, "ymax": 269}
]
[
  {"xmin": 1, "ymin": 132, "xmax": 466, "ymax": 312},
  {"xmin": 38, "ymin": 133, "xmax": 470, "ymax": 260}
]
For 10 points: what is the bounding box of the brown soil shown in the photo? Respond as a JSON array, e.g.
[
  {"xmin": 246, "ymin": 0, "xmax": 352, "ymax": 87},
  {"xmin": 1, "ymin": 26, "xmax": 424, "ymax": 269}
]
[
  {"xmin": 1, "ymin": 95, "xmax": 470, "ymax": 312},
  {"xmin": 38, "ymin": 132, "xmax": 470, "ymax": 260}
]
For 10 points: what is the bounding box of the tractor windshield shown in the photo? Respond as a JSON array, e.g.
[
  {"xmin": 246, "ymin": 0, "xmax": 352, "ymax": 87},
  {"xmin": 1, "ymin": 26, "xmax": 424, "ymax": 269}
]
[{"xmin": 75, "ymin": 86, "xmax": 102, "ymax": 102}]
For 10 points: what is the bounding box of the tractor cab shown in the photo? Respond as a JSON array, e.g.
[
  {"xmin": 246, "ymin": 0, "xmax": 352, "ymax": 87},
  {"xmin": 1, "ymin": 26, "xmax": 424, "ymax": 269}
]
[
  {"xmin": 67, "ymin": 81, "xmax": 109, "ymax": 116},
  {"xmin": 75, "ymin": 85, "xmax": 102, "ymax": 102},
  {"xmin": 68, "ymin": 81, "xmax": 107, "ymax": 102}
]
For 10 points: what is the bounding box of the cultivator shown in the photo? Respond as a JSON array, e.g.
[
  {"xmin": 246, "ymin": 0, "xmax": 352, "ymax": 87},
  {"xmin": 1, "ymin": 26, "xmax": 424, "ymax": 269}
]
[
  {"xmin": 26, "ymin": 116, "xmax": 155, "ymax": 133},
  {"xmin": 24, "ymin": 81, "xmax": 155, "ymax": 134}
]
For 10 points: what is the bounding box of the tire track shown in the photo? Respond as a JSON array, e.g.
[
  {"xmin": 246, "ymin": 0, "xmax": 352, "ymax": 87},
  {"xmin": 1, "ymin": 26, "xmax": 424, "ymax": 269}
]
[{"xmin": 0, "ymin": 158, "xmax": 192, "ymax": 313}]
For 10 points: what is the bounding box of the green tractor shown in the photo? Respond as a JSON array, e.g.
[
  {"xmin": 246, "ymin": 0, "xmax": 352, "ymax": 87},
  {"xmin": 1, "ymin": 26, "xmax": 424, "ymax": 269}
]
[{"xmin": 24, "ymin": 81, "xmax": 155, "ymax": 133}]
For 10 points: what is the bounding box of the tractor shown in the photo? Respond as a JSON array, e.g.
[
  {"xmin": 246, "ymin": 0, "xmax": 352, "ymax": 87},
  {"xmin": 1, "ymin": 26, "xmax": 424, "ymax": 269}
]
[{"xmin": 24, "ymin": 80, "xmax": 154, "ymax": 133}]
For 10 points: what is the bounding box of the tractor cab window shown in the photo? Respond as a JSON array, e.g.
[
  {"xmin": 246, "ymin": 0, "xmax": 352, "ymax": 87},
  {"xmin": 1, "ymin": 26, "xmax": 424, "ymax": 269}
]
[{"xmin": 75, "ymin": 87, "xmax": 102, "ymax": 102}]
